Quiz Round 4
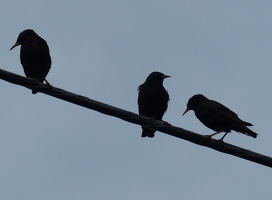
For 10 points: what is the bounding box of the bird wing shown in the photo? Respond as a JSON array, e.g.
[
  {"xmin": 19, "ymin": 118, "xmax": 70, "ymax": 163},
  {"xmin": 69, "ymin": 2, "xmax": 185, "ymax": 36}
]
[
  {"xmin": 137, "ymin": 83, "xmax": 169, "ymax": 118},
  {"xmin": 138, "ymin": 84, "xmax": 149, "ymax": 115},
  {"xmin": 203, "ymin": 99, "xmax": 238, "ymax": 118},
  {"xmin": 203, "ymin": 100, "xmax": 252, "ymax": 126},
  {"xmin": 137, "ymin": 84, "xmax": 144, "ymax": 106}
]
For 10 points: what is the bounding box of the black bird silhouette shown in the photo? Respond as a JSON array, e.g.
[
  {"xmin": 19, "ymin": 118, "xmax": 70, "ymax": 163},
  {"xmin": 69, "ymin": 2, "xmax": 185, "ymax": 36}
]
[
  {"xmin": 182, "ymin": 94, "xmax": 257, "ymax": 141},
  {"xmin": 138, "ymin": 71, "xmax": 170, "ymax": 137},
  {"xmin": 10, "ymin": 29, "xmax": 51, "ymax": 94}
]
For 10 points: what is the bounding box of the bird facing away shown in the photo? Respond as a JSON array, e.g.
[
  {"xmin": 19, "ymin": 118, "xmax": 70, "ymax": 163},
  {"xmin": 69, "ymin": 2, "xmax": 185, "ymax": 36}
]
[
  {"xmin": 10, "ymin": 29, "xmax": 52, "ymax": 94},
  {"xmin": 138, "ymin": 71, "xmax": 170, "ymax": 137},
  {"xmin": 182, "ymin": 94, "xmax": 257, "ymax": 141}
]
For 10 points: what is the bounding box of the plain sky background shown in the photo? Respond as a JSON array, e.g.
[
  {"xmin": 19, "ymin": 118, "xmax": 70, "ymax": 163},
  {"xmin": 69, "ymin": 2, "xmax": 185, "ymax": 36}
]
[{"xmin": 0, "ymin": 1, "xmax": 271, "ymax": 199}]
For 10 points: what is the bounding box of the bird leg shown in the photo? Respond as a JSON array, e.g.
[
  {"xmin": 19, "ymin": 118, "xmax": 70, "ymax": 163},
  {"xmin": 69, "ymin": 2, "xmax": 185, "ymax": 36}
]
[
  {"xmin": 218, "ymin": 132, "xmax": 228, "ymax": 142},
  {"xmin": 205, "ymin": 131, "xmax": 222, "ymax": 138},
  {"xmin": 204, "ymin": 131, "xmax": 223, "ymax": 143},
  {"xmin": 44, "ymin": 79, "xmax": 53, "ymax": 90},
  {"xmin": 30, "ymin": 78, "xmax": 53, "ymax": 88},
  {"xmin": 44, "ymin": 78, "xmax": 51, "ymax": 86}
]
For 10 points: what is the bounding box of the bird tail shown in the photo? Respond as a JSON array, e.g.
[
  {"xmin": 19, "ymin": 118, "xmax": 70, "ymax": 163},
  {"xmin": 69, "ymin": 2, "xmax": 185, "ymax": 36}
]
[
  {"xmin": 238, "ymin": 120, "xmax": 257, "ymax": 138},
  {"xmin": 240, "ymin": 126, "xmax": 258, "ymax": 138},
  {"xmin": 245, "ymin": 128, "xmax": 258, "ymax": 138},
  {"xmin": 141, "ymin": 128, "xmax": 155, "ymax": 138}
]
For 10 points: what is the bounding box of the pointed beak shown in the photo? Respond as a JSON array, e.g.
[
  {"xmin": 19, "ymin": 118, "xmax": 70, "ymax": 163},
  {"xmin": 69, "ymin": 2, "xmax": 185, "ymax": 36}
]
[
  {"xmin": 162, "ymin": 75, "xmax": 171, "ymax": 79},
  {"xmin": 182, "ymin": 108, "xmax": 190, "ymax": 116},
  {"xmin": 10, "ymin": 42, "xmax": 19, "ymax": 51}
]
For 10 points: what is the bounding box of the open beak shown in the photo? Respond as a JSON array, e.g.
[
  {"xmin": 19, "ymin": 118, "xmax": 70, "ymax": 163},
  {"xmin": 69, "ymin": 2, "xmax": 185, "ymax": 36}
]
[
  {"xmin": 10, "ymin": 42, "xmax": 19, "ymax": 51},
  {"xmin": 162, "ymin": 75, "xmax": 171, "ymax": 79},
  {"xmin": 182, "ymin": 108, "xmax": 190, "ymax": 116}
]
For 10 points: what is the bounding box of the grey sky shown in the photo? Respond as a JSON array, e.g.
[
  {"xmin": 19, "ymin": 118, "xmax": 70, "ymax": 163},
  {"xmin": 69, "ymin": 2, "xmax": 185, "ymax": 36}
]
[{"xmin": 0, "ymin": 1, "xmax": 271, "ymax": 199}]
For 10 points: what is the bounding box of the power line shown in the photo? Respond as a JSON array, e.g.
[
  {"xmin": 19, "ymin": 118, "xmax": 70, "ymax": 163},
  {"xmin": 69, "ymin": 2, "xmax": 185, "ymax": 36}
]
[{"xmin": 0, "ymin": 68, "xmax": 271, "ymax": 168}]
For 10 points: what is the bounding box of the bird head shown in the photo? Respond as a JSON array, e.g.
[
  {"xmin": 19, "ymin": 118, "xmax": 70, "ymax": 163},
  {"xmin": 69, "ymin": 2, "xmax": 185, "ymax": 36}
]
[
  {"xmin": 182, "ymin": 94, "xmax": 207, "ymax": 116},
  {"xmin": 145, "ymin": 71, "xmax": 170, "ymax": 83},
  {"xmin": 10, "ymin": 29, "xmax": 37, "ymax": 50}
]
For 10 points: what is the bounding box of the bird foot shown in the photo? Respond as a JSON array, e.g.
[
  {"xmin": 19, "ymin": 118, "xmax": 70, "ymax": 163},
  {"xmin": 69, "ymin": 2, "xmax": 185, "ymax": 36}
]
[
  {"xmin": 29, "ymin": 78, "xmax": 39, "ymax": 82},
  {"xmin": 29, "ymin": 78, "xmax": 53, "ymax": 93},
  {"xmin": 161, "ymin": 120, "xmax": 171, "ymax": 126},
  {"xmin": 217, "ymin": 138, "xmax": 225, "ymax": 144},
  {"xmin": 204, "ymin": 135, "xmax": 215, "ymax": 143},
  {"xmin": 44, "ymin": 78, "xmax": 51, "ymax": 86},
  {"xmin": 44, "ymin": 79, "xmax": 54, "ymax": 91}
]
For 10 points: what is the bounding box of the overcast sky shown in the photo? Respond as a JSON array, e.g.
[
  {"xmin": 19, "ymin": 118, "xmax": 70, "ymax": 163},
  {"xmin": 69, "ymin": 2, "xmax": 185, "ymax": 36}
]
[{"xmin": 0, "ymin": 1, "xmax": 271, "ymax": 200}]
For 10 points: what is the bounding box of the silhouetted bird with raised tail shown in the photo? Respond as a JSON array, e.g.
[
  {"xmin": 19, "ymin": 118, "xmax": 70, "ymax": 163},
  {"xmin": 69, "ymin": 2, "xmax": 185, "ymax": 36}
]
[
  {"xmin": 182, "ymin": 94, "xmax": 257, "ymax": 141},
  {"xmin": 138, "ymin": 71, "xmax": 170, "ymax": 138},
  {"xmin": 10, "ymin": 29, "xmax": 51, "ymax": 94}
]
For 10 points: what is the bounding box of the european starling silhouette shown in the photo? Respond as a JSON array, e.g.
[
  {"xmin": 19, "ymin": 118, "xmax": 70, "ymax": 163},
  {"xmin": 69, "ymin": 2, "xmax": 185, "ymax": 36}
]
[
  {"xmin": 138, "ymin": 72, "xmax": 170, "ymax": 137},
  {"xmin": 182, "ymin": 94, "xmax": 257, "ymax": 141},
  {"xmin": 10, "ymin": 29, "xmax": 51, "ymax": 94}
]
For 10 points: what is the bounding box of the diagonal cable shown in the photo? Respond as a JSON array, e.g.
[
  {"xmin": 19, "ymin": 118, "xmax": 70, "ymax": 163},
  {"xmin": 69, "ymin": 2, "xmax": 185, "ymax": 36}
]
[{"xmin": 0, "ymin": 68, "xmax": 271, "ymax": 168}]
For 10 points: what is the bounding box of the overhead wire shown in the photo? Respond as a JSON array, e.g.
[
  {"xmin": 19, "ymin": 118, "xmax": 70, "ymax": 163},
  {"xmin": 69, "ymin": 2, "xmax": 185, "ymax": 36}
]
[{"xmin": 0, "ymin": 68, "xmax": 271, "ymax": 168}]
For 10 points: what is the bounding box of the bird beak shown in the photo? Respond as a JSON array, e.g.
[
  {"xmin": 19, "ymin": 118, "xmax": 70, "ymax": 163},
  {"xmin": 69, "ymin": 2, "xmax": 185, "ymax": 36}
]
[
  {"xmin": 182, "ymin": 108, "xmax": 190, "ymax": 116},
  {"xmin": 162, "ymin": 75, "xmax": 171, "ymax": 79},
  {"xmin": 10, "ymin": 42, "xmax": 19, "ymax": 51}
]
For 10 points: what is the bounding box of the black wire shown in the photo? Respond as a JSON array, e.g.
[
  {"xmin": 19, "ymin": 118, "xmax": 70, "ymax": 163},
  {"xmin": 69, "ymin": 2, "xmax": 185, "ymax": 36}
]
[{"xmin": 0, "ymin": 68, "xmax": 271, "ymax": 168}]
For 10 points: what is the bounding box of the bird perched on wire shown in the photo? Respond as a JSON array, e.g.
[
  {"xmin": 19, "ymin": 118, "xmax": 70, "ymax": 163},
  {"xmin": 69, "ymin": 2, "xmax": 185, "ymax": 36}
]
[
  {"xmin": 138, "ymin": 71, "xmax": 170, "ymax": 138},
  {"xmin": 182, "ymin": 94, "xmax": 257, "ymax": 141},
  {"xmin": 10, "ymin": 29, "xmax": 52, "ymax": 94}
]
